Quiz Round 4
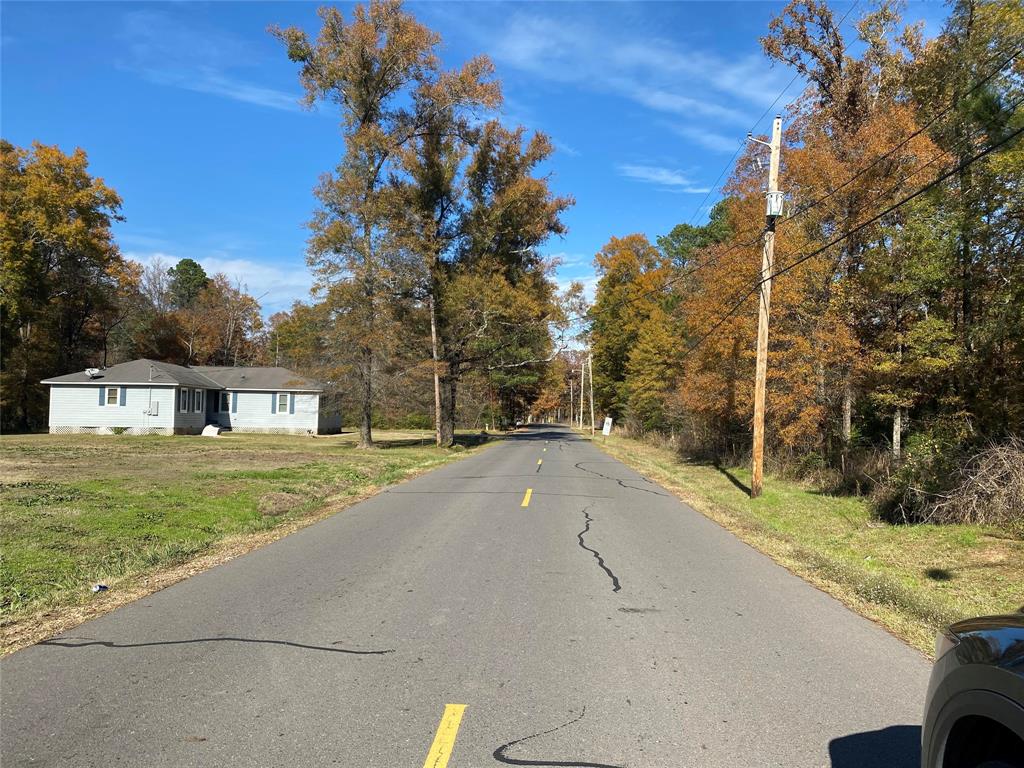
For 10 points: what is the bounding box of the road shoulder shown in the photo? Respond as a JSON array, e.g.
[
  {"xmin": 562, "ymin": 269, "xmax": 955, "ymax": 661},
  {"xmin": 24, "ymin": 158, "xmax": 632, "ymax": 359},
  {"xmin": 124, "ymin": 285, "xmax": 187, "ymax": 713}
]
[
  {"xmin": 587, "ymin": 431, "xmax": 1023, "ymax": 656},
  {"xmin": 1, "ymin": 433, "xmax": 495, "ymax": 655}
]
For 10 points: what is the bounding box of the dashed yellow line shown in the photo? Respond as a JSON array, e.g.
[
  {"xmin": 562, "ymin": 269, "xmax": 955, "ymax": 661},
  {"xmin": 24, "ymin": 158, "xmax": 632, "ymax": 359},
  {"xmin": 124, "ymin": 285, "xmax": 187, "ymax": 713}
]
[
  {"xmin": 422, "ymin": 704, "xmax": 466, "ymax": 768},
  {"xmin": 521, "ymin": 488, "xmax": 533, "ymax": 507}
]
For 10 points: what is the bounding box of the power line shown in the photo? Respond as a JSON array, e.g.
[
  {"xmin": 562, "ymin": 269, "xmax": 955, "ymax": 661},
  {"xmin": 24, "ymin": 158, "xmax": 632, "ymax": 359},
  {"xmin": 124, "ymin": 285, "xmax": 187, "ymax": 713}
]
[
  {"xmin": 765, "ymin": 87, "xmax": 1024, "ymax": 285},
  {"xmin": 780, "ymin": 43, "xmax": 1023, "ymax": 226},
  {"xmin": 682, "ymin": 0, "xmax": 862, "ymax": 228},
  {"xmin": 676, "ymin": 119, "xmax": 1024, "ymax": 363},
  {"xmin": 767, "ymin": 121, "xmax": 1024, "ymax": 284},
  {"xmin": 567, "ymin": 43, "xmax": 1021, "ymax": 331}
]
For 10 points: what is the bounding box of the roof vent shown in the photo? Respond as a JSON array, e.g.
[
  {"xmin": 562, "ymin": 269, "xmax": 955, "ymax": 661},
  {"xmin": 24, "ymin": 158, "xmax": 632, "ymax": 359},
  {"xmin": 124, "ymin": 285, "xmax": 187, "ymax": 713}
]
[{"xmin": 85, "ymin": 368, "xmax": 101, "ymax": 379}]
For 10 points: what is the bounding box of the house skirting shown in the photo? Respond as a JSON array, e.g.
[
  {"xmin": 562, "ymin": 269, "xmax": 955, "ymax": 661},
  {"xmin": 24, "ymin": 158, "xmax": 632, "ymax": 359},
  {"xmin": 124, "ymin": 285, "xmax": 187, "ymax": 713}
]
[
  {"xmin": 47, "ymin": 425, "xmax": 318, "ymax": 436},
  {"xmin": 49, "ymin": 425, "xmax": 174, "ymax": 436}
]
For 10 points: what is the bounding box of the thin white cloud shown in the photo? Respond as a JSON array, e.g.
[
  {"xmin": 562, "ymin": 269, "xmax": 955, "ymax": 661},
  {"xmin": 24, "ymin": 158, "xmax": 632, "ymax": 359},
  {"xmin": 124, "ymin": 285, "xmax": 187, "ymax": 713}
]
[
  {"xmin": 546, "ymin": 251, "xmax": 591, "ymax": 268},
  {"xmin": 146, "ymin": 66, "xmax": 301, "ymax": 112},
  {"xmin": 626, "ymin": 87, "xmax": 748, "ymax": 124},
  {"xmin": 552, "ymin": 139, "xmax": 581, "ymax": 158},
  {"xmin": 455, "ymin": 8, "xmax": 793, "ymax": 129},
  {"xmin": 556, "ymin": 275, "xmax": 598, "ymax": 303},
  {"xmin": 668, "ymin": 124, "xmax": 740, "ymax": 154},
  {"xmin": 118, "ymin": 10, "xmax": 300, "ymax": 112},
  {"xmin": 617, "ymin": 164, "xmax": 710, "ymax": 193},
  {"xmin": 125, "ymin": 250, "xmax": 313, "ymax": 315}
]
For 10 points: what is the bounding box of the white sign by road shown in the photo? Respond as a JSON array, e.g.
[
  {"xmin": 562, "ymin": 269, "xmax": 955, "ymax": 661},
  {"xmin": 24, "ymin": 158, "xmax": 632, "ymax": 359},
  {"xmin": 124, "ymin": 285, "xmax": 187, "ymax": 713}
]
[{"xmin": 602, "ymin": 417, "xmax": 613, "ymax": 436}]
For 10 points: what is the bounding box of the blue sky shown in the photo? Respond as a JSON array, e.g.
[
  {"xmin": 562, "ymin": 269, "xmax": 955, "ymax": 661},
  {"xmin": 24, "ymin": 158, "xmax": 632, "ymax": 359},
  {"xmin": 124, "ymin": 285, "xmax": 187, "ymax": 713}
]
[{"xmin": 2, "ymin": 1, "xmax": 951, "ymax": 315}]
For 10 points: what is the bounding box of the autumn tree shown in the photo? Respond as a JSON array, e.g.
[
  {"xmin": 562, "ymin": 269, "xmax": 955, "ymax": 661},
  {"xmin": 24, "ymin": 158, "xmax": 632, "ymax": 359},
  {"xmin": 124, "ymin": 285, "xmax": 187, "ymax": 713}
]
[
  {"xmin": 425, "ymin": 122, "xmax": 572, "ymax": 445},
  {"xmin": 588, "ymin": 234, "xmax": 672, "ymax": 419},
  {"xmin": 907, "ymin": 0, "xmax": 1024, "ymax": 439},
  {"xmin": 0, "ymin": 140, "xmax": 126, "ymax": 430},
  {"xmin": 274, "ymin": 0, "xmax": 503, "ymax": 448},
  {"xmin": 763, "ymin": 0, "xmax": 940, "ymax": 462}
]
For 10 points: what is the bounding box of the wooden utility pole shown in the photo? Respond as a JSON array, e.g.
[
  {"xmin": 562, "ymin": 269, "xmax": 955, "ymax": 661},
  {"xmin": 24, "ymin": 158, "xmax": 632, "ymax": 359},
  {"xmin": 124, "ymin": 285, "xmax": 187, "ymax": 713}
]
[
  {"xmin": 569, "ymin": 376, "xmax": 574, "ymax": 428},
  {"xmin": 588, "ymin": 353, "xmax": 595, "ymax": 436},
  {"xmin": 750, "ymin": 115, "xmax": 783, "ymax": 499},
  {"xmin": 579, "ymin": 363, "xmax": 585, "ymax": 429}
]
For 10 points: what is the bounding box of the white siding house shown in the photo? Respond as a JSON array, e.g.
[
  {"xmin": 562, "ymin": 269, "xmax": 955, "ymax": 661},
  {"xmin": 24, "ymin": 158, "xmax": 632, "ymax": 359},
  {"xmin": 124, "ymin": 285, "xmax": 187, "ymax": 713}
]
[
  {"xmin": 209, "ymin": 391, "xmax": 320, "ymax": 434},
  {"xmin": 42, "ymin": 359, "xmax": 340, "ymax": 436},
  {"xmin": 46, "ymin": 384, "xmax": 177, "ymax": 434}
]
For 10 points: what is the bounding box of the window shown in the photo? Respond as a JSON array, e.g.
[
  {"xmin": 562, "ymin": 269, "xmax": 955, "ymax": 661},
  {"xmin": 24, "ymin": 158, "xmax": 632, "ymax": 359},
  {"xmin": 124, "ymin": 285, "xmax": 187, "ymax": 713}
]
[
  {"xmin": 106, "ymin": 387, "xmax": 118, "ymax": 406},
  {"xmin": 195, "ymin": 389, "xmax": 204, "ymax": 413},
  {"xmin": 220, "ymin": 392, "xmax": 230, "ymax": 412},
  {"xmin": 179, "ymin": 388, "xmax": 188, "ymax": 412},
  {"xmin": 278, "ymin": 393, "xmax": 288, "ymax": 413}
]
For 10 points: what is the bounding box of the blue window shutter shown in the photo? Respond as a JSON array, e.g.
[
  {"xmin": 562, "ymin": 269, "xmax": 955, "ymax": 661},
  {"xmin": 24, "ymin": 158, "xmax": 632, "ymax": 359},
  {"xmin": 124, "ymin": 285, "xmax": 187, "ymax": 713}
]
[
  {"xmin": 231, "ymin": 392, "xmax": 237, "ymax": 413},
  {"xmin": 119, "ymin": 387, "xmax": 127, "ymax": 406},
  {"xmin": 289, "ymin": 393, "xmax": 295, "ymax": 415},
  {"xmin": 271, "ymin": 392, "xmax": 277, "ymax": 414},
  {"xmin": 98, "ymin": 387, "xmax": 105, "ymax": 406}
]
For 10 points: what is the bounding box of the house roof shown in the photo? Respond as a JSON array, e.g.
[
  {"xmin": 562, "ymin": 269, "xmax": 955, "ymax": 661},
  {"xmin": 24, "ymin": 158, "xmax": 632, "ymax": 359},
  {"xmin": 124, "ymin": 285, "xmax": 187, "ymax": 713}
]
[
  {"xmin": 42, "ymin": 360, "xmax": 323, "ymax": 392},
  {"xmin": 193, "ymin": 366, "xmax": 324, "ymax": 392},
  {"xmin": 41, "ymin": 359, "xmax": 221, "ymax": 388}
]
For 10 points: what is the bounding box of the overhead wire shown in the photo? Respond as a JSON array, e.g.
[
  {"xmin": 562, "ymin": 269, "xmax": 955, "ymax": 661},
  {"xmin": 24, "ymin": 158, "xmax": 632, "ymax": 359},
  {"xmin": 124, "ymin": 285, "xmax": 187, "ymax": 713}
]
[
  {"xmin": 674, "ymin": 116, "xmax": 1024, "ymax": 363},
  {"xmin": 561, "ymin": 40, "xmax": 1021, "ymax": 332},
  {"xmin": 681, "ymin": 0, "xmax": 862, "ymax": 229}
]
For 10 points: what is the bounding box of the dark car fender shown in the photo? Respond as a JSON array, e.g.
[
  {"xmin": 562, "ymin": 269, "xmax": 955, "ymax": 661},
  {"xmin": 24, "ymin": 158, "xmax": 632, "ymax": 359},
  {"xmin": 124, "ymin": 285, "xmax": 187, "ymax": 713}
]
[{"xmin": 923, "ymin": 667, "xmax": 1024, "ymax": 768}]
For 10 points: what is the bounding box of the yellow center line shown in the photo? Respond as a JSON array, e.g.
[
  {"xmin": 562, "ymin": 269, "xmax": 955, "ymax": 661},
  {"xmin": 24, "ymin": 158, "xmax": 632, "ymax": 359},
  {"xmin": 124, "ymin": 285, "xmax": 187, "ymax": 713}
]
[
  {"xmin": 521, "ymin": 488, "xmax": 533, "ymax": 507},
  {"xmin": 422, "ymin": 704, "xmax": 467, "ymax": 768}
]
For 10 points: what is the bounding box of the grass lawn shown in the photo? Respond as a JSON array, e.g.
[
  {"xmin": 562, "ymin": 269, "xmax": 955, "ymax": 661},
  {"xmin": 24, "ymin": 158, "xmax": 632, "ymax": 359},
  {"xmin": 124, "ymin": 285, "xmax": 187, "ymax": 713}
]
[
  {"xmin": 0, "ymin": 429, "xmax": 487, "ymax": 653},
  {"xmin": 590, "ymin": 432, "xmax": 1023, "ymax": 656}
]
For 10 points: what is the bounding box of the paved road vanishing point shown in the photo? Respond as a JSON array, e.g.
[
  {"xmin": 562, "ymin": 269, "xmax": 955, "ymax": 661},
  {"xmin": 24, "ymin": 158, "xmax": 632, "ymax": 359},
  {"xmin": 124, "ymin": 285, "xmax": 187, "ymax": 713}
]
[{"xmin": 1, "ymin": 425, "xmax": 930, "ymax": 767}]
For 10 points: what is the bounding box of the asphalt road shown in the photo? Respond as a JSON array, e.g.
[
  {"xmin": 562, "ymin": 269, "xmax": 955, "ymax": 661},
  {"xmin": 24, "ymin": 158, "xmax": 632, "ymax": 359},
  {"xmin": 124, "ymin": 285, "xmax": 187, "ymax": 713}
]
[{"xmin": 1, "ymin": 425, "xmax": 930, "ymax": 767}]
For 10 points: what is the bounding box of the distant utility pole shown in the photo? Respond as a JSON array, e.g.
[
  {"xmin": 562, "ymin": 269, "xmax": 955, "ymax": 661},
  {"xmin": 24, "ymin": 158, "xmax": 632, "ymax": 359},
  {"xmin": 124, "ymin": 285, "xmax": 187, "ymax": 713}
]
[
  {"xmin": 588, "ymin": 353, "xmax": 595, "ymax": 436},
  {"xmin": 748, "ymin": 115, "xmax": 784, "ymax": 499},
  {"xmin": 569, "ymin": 376, "xmax": 574, "ymax": 427},
  {"xmin": 579, "ymin": 363, "xmax": 585, "ymax": 429}
]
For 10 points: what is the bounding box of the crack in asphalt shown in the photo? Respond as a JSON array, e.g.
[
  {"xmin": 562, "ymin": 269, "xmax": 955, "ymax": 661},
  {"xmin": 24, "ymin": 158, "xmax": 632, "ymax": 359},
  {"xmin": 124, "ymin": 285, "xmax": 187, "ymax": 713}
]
[
  {"xmin": 492, "ymin": 706, "xmax": 624, "ymax": 767},
  {"xmin": 41, "ymin": 637, "xmax": 395, "ymax": 655},
  {"xmin": 577, "ymin": 506, "xmax": 621, "ymax": 593},
  {"xmin": 573, "ymin": 462, "xmax": 671, "ymax": 497}
]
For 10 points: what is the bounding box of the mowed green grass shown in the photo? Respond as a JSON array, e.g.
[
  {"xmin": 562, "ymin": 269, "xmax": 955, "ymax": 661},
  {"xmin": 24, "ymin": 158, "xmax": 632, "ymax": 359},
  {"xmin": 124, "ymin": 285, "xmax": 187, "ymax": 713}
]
[
  {"xmin": 593, "ymin": 433, "xmax": 1024, "ymax": 655},
  {"xmin": 0, "ymin": 430, "xmax": 479, "ymax": 633}
]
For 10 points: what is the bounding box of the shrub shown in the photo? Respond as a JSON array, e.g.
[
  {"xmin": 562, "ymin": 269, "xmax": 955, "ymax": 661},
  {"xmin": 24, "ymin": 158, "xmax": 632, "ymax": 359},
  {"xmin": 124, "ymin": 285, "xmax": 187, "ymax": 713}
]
[
  {"xmin": 876, "ymin": 437, "xmax": 1024, "ymax": 534},
  {"xmin": 926, "ymin": 440, "xmax": 1024, "ymax": 531}
]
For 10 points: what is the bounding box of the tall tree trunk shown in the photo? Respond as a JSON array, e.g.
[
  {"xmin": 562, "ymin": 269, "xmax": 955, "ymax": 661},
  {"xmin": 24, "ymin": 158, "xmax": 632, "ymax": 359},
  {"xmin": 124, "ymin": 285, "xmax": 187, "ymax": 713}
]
[
  {"xmin": 841, "ymin": 378, "xmax": 853, "ymax": 475},
  {"xmin": 438, "ymin": 368, "xmax": 457, "ymax": 448},
  {"xmin": 429, "ymin": 292, "xmax": 442, "ymax": 447},
  {"xmin": 892, "ymin": 406, "xmax": 903, "ymax": 462},
  {"xmin": 357, "ymin": 222, "xmax": 376, "ymax": 449},
  {"xmin": 357, "ymin": 345, "xmax": 374, "ymax": 449}
]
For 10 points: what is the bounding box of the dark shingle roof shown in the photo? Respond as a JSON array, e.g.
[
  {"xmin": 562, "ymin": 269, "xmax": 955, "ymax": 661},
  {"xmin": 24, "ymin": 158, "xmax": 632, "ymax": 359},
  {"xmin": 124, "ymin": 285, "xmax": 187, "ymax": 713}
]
[
  {"xmin": 42, "ymin": 360, "xmax": 322, "ymax": 391},
  {"xmin": 193, "ymin": 366, "xmax": 323, "ymax": 392},
  {"xmin": 41, "ymin": 359, "xmax": 220, "ymax": 388}
]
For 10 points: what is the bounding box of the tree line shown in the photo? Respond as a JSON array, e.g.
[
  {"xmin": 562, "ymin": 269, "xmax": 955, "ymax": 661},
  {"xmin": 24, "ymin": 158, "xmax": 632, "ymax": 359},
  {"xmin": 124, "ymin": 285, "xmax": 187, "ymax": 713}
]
[
  {"xmin": 1, "ymin": 0, "xmax": 576, "ymax": 441},
  {"xmin": 587, "ymin": 0, "xmax": 1023, "ymax": 524},
  {"xmin": 267, "ymin": 1, "xmax": 575, "ymax": 447},
  {"xmin": 0, "ymin": 141, "xmax": 267, "ymax": 431}
]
